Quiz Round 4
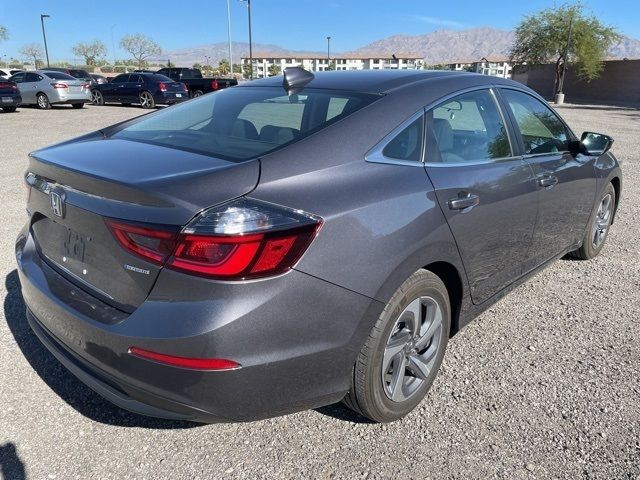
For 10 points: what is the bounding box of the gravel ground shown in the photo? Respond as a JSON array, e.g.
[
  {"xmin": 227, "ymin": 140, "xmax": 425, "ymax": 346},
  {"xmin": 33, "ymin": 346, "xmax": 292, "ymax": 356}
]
[{"xmin": 0, "ymin": 103, "xmax": 639, "ymax": 480}]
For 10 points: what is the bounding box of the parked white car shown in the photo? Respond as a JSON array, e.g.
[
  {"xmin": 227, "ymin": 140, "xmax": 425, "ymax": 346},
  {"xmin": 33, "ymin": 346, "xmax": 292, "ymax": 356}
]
[
  {"xmin": 0, "ymin": 68, "xmax": 23, "ymax": 80},
  {"xmin": 9, "ymin": 70, "xmax": 91, "ymax": 109}
]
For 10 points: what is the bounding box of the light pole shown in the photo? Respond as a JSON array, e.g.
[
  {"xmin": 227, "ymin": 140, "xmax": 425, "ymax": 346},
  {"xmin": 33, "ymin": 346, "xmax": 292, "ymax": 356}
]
[
  {"xmin": 40, "ymin": 14, "xmax": 50, "ymax": 68},
  {"xmin": 239, "ymin": 0, "xmax": 253, "ymax": 79},
  {"xmin": 110, "ymin": 24, "xmax": 116, "ymax": 66},
  {"xmin": 326, "ymin": 36, "xmax": 331, "ymax": 61},
  {"xmin": 226, "ymin": 0, "xmax": 233, "ymax": 75}
]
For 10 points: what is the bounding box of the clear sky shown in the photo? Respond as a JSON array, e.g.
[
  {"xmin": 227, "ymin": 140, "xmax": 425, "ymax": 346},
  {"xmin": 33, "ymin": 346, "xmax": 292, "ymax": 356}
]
[{"xmin": 1, "ymin": 0, "xmax": 638, "ymax": 62}]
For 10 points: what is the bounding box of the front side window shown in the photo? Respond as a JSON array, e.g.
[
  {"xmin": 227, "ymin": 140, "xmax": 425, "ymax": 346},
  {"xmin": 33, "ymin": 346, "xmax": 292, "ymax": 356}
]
[
  {"xmin": 10, "ymin": 72, "xmax": 25, "ymax": 83},
  {"xmin": 111, "ymin": 74, "xmax": 129, "ymax": 84},
  {"xmin": 501, "ymin": 89, "xmax": 569, "ymax": 155},
  {"xmin": 112, "ymin": 87, "xmax": 378, "ymax": 162},
  {"xmin": 426, "ymin": 89, "xmax": 511, "ymax": 163}
]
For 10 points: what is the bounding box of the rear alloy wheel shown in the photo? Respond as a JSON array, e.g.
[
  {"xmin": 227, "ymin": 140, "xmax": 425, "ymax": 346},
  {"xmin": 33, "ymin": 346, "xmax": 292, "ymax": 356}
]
[
  {"xmin": 139, "ymin": 91, "xmax": 155, "ymax": 109},
  {"xmin": 91, "ymin": 90, "xmax": 104, "ymax": 105},
  {"xmin": 72, "ymin": 103, "xmax": 84, "ymax": 109},
  {"xmin": 36, "ymin": 93, "xmax": 51, "ymax": 110},
  {"xmin": 570, "ymin": 183, "xmax": 616, "ymax": 260},
  {"xmin": 192, "ymin": 90, "xmax": 204, "ymax": 98},
  {"xmin": 344, "ymin": 269, "xmax": 450, "ymax": 422}
]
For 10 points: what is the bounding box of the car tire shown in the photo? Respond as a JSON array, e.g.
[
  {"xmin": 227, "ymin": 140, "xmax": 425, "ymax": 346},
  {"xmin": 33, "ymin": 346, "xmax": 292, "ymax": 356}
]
[
  {"xmin": 36, "ymin": 93, "xmax": 51, "ymax": 110},
  {"xmin": 2, "ymin": 106, "xmax": 17, "ymax": 113},
  {"xmin": 192, "ymin": 90, "xmax": 204, "ymax": 98},
  {"xmin": 72, "ymin": 103, "xmax": 84, "ymax": 109},
  {"xmin": 139, "ymin": 91, "xmax": 155, "ymax": 109},
  {"xmin": 343, "ymin": 269, "xmax": 450, "ymax": 422},
  {"xmin": 91, "ymin": 90, "xmax": 104, "ymax": 106},
  {"xmin": 570, "ymin": 182, "xmax": 616, "ymax": 260}
]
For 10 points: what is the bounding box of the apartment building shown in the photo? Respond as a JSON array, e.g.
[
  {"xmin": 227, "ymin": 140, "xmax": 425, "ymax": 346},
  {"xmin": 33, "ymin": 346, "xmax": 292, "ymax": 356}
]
[
  {"xmin": 446, "ymin": 56, "xmax": 513, "ymax": 78},
  {"xmin": 242, "ymin": 52, "xmax": 423, "ymax": 78}
]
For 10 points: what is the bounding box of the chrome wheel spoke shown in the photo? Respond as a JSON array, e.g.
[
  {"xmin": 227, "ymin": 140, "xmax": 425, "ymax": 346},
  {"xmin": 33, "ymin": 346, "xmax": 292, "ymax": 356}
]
[
  {"xmin": 415, "ymin": 303, "xmax": 442, "ymax": 351},
  {"xmin": 383, "ymin": 332, "xmax": 411, "ymax": 373},
  {"xmin": 388, "ymin": 355, "xmax": 407, "ymax": 402},
  {"xmin": 403, "ymin": 298, "xmax": 422, "ymax": 338}
]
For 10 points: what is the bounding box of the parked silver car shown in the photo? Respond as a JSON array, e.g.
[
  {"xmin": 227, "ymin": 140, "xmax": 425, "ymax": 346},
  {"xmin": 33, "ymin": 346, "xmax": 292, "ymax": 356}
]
[{"xmin": 9, "ymin": 70, "xmax": 91, "ymax": 109}]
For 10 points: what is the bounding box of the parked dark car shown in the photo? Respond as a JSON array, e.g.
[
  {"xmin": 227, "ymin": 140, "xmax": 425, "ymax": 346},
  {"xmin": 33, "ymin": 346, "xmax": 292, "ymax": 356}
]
[
  {"xmin": 0, "ymin": 79, "xmax": 22, "ymax": 112},
  {"xmin": 16, "ymin": 69, "xmax": 621, "ymax": 423},
  {"xmin": 90, "ymin": 73, "xmax": 108, "ymax": 85},
  {"xmin": 157, "ymin": 67, "xmax": 238, "ymax": 97},
  {"xmin": 91, "ymin": 73, "xmax": 188, "ymax": 109},
  {"xmin": 45, "ymin": 67, "xmax": 95, "ymax": 87}
]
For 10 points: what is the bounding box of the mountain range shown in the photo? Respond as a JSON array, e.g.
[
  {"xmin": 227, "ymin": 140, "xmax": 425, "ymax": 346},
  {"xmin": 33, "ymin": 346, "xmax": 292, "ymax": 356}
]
[{"xmin": 153, "ymin": 27, "xmax": 640, "ymax": 67}]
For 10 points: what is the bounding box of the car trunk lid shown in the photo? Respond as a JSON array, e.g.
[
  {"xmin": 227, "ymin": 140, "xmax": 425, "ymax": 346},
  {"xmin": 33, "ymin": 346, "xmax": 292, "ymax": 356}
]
[{"xmin": 26, "ymin": 137, "xmax": 259, "ymax": 312}]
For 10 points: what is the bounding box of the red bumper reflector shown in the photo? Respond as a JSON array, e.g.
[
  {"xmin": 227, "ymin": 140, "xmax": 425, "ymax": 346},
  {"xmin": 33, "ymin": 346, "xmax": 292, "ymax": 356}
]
[{"xmin": 129, "ymin": 347, "xmax": 240, "ymax": 370}]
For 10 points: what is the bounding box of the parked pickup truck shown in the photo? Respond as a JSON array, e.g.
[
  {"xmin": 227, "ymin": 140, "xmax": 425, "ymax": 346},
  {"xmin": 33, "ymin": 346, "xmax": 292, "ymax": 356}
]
[{"xmin": 156, "ymin": 68, "xmax": 238, "ymax": 97}]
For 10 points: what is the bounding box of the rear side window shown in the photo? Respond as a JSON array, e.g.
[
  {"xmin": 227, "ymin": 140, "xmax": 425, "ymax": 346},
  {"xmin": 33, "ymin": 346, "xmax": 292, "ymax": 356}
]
[
  {"xmin": 111, "ymin": 74, "xmax": 129, "ymax": 84},
  {"xmin": 112, "ymin": 87, "xmax": 378, "ymax": 161},
  {"xmin": 24, "ymin": 73, "xmax": 42, "ymax": 82},
  {"xmin": 383, "ymin": 116, "xmax": 424, "ymax": 162},
  {"xmin": 10, "ymin": 72, "xmax": 25, "ymax": 83},
  {"xmin": 426, "ymin": 89, "xmax": 511, "ymax": 163},
  {"xmin": 69, "ymin": 69, "xmax": 90, "ymax": 78},
  {"xmin": 501, "ymin": 89, "xmax": 569, "ymax": 155}
]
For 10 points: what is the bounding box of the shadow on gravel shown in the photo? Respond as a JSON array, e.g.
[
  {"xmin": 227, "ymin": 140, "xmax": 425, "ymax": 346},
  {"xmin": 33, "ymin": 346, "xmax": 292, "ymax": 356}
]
[
  {"xmin": 0, "ymin": 442, "xmax": 26, "ymax": 480},
  {"xmin": 315, "ymin": 403, "xmax": 375, "ymax": 424},
  {"xmin": 4, "ymin": 270, "xmax": 198, "ymax": 429}
]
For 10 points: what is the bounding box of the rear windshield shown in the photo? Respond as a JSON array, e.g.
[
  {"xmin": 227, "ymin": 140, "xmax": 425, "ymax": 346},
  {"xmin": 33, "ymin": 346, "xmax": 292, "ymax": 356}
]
[
  {"xmin": 149, "ymin": 74, "xmax": 173, "ymax": 82},
  {"xmin": 69, "ymin": 69, "xmax": 90, "ymax": 78},
  {"xmin": 43, "ymin": 71, "xmax": 76, "ymax": 80},
  {"xmin": 112, "ymin": 87, "xmax": 379, "ymax": 161}
]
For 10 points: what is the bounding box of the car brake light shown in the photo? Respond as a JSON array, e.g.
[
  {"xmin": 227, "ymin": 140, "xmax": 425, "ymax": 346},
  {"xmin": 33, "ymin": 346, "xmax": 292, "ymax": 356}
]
[
  {"xmin": 181, "ymin": 82, "xmax": 188, "ymax": 92},
  {"xmin": 105, "ymin": 198, "xmax": 322, "ymax": 280},
  {"xmin": 159, "ymin": 82, "xmax": 167, "ymax": 92},
  {"xmin": 105, "ymin": 220, "xmax": 178, "ymax": 264},
  {"xmin": 129, "ymin": 347, "xmax": 239, "ymax": 370},
  {"xmin": 211, "ymin": 79, "xmax": 219, "ymax": 91},
  {"xmin": 82, "ymin": 83, "xmax": 90, "ymax": 90},
  {"xmin": 51, "ymin": 83, "xmax": 68, "ymax": 89}
]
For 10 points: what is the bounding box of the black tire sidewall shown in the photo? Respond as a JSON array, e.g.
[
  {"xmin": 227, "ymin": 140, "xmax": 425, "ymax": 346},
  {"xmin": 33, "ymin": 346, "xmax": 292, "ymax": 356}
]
[{"xmin": 359, "ymin": 271, "xmax": 450, "ymax": 422}]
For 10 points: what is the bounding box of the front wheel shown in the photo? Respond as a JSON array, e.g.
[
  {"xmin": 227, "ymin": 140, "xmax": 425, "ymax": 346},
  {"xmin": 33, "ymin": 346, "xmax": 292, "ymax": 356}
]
[
  {"xmin": 91, "ymin": 90, "xmax": 104, "ymax": 105},
  {"xmin": 36, "ymin": 93, "xmax": 51, "ymax": 110},
  {"xmin": 139, "ymin": 91, "xmax": 155, "ymax": 109},
  {"xmin": 570, "ymin": 182, "xmax": 616, "ymax": 260},
  {"xmin": 343, "ymin": 269, "xmax": 450, "ymax": 422}
]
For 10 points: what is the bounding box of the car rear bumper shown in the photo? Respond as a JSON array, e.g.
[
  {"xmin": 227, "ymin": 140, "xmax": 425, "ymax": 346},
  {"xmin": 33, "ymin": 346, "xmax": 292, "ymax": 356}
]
[
  {"xmin": 16, "ymin": 226, "xmax": 382, "ymax": 422},
  {"xmin": 154, "ymin": 92, "xmax": 189, "ymax": 105},
  {"xmin": 49, "ymin": 90, "xmax": 91, "ymax": 104},
  {"xmin": 1, "ymin": 93, "xmax": 21, "ymax": 106}
]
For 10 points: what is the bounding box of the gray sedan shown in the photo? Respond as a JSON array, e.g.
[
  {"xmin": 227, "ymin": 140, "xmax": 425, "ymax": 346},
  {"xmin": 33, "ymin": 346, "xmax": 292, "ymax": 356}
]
[
  {"xmin": 9, "ymin": 70, "xmax": 91, "ymax": 109},
  {"xmin": 16, "ymin": 68, "xmax": 621, "ymax": 423}
]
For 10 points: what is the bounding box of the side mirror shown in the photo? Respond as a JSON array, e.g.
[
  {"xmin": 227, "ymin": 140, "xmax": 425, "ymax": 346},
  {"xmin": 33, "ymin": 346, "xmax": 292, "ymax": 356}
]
[{"xmin": 580, "ymin": 131, "xmax": 614, "ymax": 156}]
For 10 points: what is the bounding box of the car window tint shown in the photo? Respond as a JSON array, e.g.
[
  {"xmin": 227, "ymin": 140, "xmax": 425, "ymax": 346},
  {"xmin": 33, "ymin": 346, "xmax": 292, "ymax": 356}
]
[
  {"xmin": 112, "ymin": 87, "xmax": 378, "ymax": 162},
  {"xmin": 383, "ymin": 116, "xmax": 424, "ymax": 162},
  {"xmin": 326, "ymin": 97, "xmax": 349, "ymax": 121},
  {"xmin": 10, "ymin": 73, "xmax": 25, "ymax": 83},
  {"xmin": 43, "ymin": 71, "xmax": 76, "ymax": 80},
  {"xmin": 24, "ymin": 73, "xmax": 41, "ymax": 82},
  {"xmin": 426, "ymin": 89, "xmax": 511, "ymax": 163},
  {"xmin": 501, "ymin": 89, "xmax": 569, "ymax": 155},
  {"xmin": 130, "ymin": 75, "xmax": 142, "ymax": 83},
  {"xmin": 112, "ymin": 74, "xmax": 129, "ymax": 84}
]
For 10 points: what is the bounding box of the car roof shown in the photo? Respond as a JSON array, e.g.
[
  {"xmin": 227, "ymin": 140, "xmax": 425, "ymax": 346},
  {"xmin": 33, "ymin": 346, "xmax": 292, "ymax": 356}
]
[{"xmin": 240, "ymin": 69, "xmax": 511, "ymax": 94}]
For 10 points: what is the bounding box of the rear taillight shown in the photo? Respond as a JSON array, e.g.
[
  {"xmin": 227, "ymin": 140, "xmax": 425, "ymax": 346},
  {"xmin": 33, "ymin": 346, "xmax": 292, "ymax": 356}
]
[
  {"xmin": 50, "ymin": 83, "xmax": 68, "ymax": 89},
  {"xmin": 158, "ymin": 82, "xmax": 167, "ymax": 92},
  {"xmin": 105, "ymin": 220, "xmax": 178, "ymax": 264},
  {"xmin": 181, "ymin": 82, "xmax": 188, "ymax": 92},
  {"xmin": 211, "ymin": 79, "xmax": 219, "ymax": 91},
  {"xmin": 82, "ymin": 83, "xmax": 90, "ymax": 90},
  {"xmin": 105, "ymin": 198, "xmax": 322, "ymax": 280},
  {"xmin": 0, "ymin": 82, "xmax": 16, "ymax": 90}
]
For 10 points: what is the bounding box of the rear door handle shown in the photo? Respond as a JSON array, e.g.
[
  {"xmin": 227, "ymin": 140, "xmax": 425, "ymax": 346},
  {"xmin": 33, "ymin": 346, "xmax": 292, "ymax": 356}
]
[
  {"xmin": 448, "ymin": 192, "xmax": 480, "ymax": 211},
  {"xmin": 538, "ymin": 175, "xmax": 559, "ymax": 188}
]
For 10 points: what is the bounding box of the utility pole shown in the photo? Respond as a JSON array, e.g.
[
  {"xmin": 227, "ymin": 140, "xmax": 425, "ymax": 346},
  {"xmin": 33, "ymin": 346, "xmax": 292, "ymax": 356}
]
[
  {"xmin": 556, "ymin": 10, "xmax": 574, "ymax": 104},
  {"xmin": 110, "ymin": 24, "xmax": 116, "ymax": 66},
  {"xmin": 240, "ymin": 0, "xmax": 253, "ymax": 79},
  {"xmin": 227, "ymin": 0, "xmax": 233, "ymax": 74},
  {"xmin": 40, "ymin": 14, "xmax": 50, "ymax": 68},
  {"xmin": 326, "ymin": 36, "xmax": 331, "ymax": 62}
]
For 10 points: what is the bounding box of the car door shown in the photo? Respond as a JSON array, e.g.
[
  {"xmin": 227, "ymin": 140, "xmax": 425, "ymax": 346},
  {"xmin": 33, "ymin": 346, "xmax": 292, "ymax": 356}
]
[
  {"xmin": 424, "ymin": 88, "xmax": 539, "ymax": 304},
  {"xmin": 21, "ymin": 72, "xmax": 42, "ymax": 104},
  {"xmin": 121, "ymin": 74, "xmax": 143, "ymax": 103},
  {"xmin": 103, "ymin": 74, "xmax": 129, "ymax": 102},
  {"xmin": 498, "ymin": 88, "xmax": 597, "ymax": 267}
]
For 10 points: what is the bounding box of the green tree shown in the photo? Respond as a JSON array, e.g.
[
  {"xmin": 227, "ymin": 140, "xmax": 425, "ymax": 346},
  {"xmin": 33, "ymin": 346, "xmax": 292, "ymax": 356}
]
[
  {"xmin": 20, "ymin": 44, "xmax": 44, "ymax": 68},
  {"xmin": 232, "ymin": 63, "xmax": 242, "ymax": 74},
  {"xmin": 218, "ymin": 58, "xmax": 230, "ymax": 75},
  {"xmin": 0, "ymin": 26, "xmax": 8, "ymax": 42},
  {"xmin": 510, "ymin": 3, "xmax": 620, "ymax": 94},
  {"xmin": 193, "ymin": 62, "xmax": 203, "ymax": 70},
  {"xmin": 119, "ymin": 34, "xmax": 162, "ymax": 69},
  {"xmin": 425, "ymin": 64, "xmax": 451, "ymax": 71},
  {"xmin": 327, "ymin": 60, "xmax": 336, "ymax": 71},
  {"xmin": 72, "ymin": 40, "xmax": 107, "ymax": 66},
  {"xmin": 242, "ymin": 62, "xmax": 253, "ymax": 79},
  {"xmin": 267, "ymin": 63, "xmax": 281, "ymax": 76}
]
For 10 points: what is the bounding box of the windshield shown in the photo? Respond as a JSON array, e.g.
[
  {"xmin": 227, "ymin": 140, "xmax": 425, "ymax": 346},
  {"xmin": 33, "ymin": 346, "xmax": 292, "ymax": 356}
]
[
  {"xmin": 43, "ymin": 71, "xmax": 76, "ymax": 80},
  {"xmin": 112, "ymin": 87, "xmax": 379, "ymax": 162}
]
